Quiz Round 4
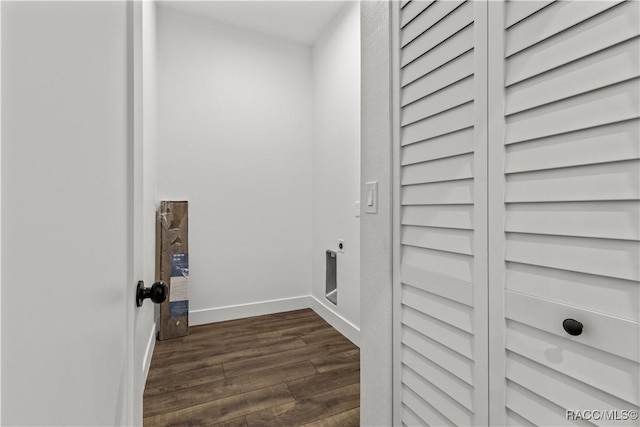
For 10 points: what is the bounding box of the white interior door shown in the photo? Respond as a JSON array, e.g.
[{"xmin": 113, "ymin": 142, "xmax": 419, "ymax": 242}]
[
  {"xmin": 1, "ymin": 1, "xmax": 142, "ymax": 425},
  {"xmin": 488, "ymin": 1, "xmax": 640, "ymax": 425},
  {"xmin": 392, "ymin": 1, "xmax": 489, "ymax": 425}
]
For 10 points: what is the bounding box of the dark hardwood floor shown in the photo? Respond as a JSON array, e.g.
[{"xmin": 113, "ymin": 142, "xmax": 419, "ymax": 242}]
[{"xmin": 144, "ymin": 309, "xmax": 360, "ymax": 426}]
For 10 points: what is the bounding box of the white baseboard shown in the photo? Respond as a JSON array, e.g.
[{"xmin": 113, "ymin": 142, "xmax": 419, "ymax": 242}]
[
  {"xmin": 308, "ymin": 296, "xmax": 360, "ymax": 347},
  {"xmin": 189, "ymin": 296, "xmax": 310, "ymax": 326},
  {"xmin": 186, "ymin": 295, "xmax": 360, "ymax": 347},
  {"xmin": 143, "ymin": 323, "xmax": 156, "ymax": 382}
]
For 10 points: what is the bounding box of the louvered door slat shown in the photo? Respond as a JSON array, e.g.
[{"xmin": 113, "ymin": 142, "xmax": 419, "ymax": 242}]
[
  {"xmin": 401, "ymin": 51, "xmax": 474, "ymax": 106},
  {"xmin": 505, "ymin": 381, "xmax": 585, "ymax": 427},
  {"xmin": 505, "ymin": 201, "xmax": 640, "ymax": 241},
  {"xmin": 402, "ymin": 307, "xmax": 474, "ymax": 359},
  {"xmin": 403, "ymin": 347, "xmax": 474, "ymax": 411},
  {"xmin": 402, "ymin": 102, "xmax": 474, "ymax": 145},
  {"xmin": 401, "ymin": 127, "xmax": 474, "ymax": 165},
  {"xmin": 401, "ymin": 24, "xmax": 474, "ymax": 86},
  {"xmin": 401, "ymin": 1, "xmax": 465, "ymax": 47},
  {"xmin": 401, "ymin": 76, "xmax": 474, "ymax": 126},
  {"xmin": 402, "ymin": 204, "xmax": 473, "ymax": 230},
  {"xmin": 401, "ymin": 1, "xmax": 471, "ymax": 66},
  {"xmin": 402, "ymin": 179, "xmax": 474, "ymax": 205},
  {"xmin": 505, "ymin": 263, "xmax": 639, "ymax": 322},
  {"xmin": 401, "ymin": 0, "xmax": 434, "ymax": 28},
  {"xmin": 505, "ymin": 0, "xmax": 622, "ymax": 57},
  {"xmin": 506, "ymin": 320, "xmax": 639, "ymax": 406},
  {"xmin": 506, "ymin": 352, "xmax": 635, "ymax": 420},
  {"xmin": 401, "ymin": 263, "xmax": 473, "ymax": 306},
  {"xmin": 505, "ymin": 79, "xmax": 640, "ymax": 144},
  {"xmin": 504, "ymin": 120, "xmax": 640, "ymax": 172},
  {"xmin": 506, "ymin": 409, "xmax": 535, "ymax": 427},
  {"xmin": 505, "ymin": 38, "xmax": 640, "ymax": 116},
  {"xmin": 403, "ymin": 367, "xmax": 474, "ymax": 426},
  {"xmin": 403, "ymin": 389, "xmax": 454, "ymax": 427},
  {"xmin": 504, "ymin": 0, "xmax": 554, "ymax": 29},
  {"xmin": 505, "ymin": 1, "xmax": 639, "ymax": 86},
  {"xmin": 402, "ymin": 226, "xmax": 474, "ymax": 257},
  {"xmin": 403, "ymin": 326, "xmax": 475, "ymax": 386},
  {"xmin": 401, "ymin": 153, "xmax": 474, "ymax": 185},
  {"xmin": 505, "ymin": 161, "xmax": 639, "ymax": 203}
]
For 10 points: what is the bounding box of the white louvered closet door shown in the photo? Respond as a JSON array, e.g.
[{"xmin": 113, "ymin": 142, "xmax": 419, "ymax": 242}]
[
  {"xmin": 393, "ymin": 1, "xmax": 640, "ymax": 426},
  {"xmin": 392, "ymin": 1, "xmax": 489, "ymax": 426},
  {"xmin": 489, "ymin": 1, "xmax": 640, "ymax": 426}
]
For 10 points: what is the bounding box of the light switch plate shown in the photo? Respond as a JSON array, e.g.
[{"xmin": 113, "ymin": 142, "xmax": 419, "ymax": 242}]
[{"xmin": 365, "ymin": 181, "xmax": 378, "ymax": 214}]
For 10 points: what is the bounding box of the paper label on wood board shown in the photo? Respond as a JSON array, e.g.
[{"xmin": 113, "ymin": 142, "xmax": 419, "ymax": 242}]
[
  {"xmin": 169, "ymin": 276, "xmax": 188, "ymax": 302},
  {"xmin": 169, "ymin": 252, "xmax": 189, "ymax": 317},
  {"xmin": 171, "ymin": 253, "xmax": 189, "ymax": 278}
]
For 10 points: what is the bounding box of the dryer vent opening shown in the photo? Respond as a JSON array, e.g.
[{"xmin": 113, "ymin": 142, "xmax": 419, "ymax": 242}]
[{"xmin": 325, "ymin": 250, "xmax": 337, "ymax": 305}]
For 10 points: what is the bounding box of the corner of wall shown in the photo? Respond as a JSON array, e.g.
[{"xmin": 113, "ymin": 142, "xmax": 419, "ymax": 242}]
[
  {"xmin": 156, "ymin": 9, "xmax": 314, "ymax": 313},
  {"xmin": 308, "ymin": 296, "xmax": 360, "ymax": 347},
  {"xmin": 143, "ymin": 323, "xmax": 156, "ymax": 382},
  {"xmin": 360, "ymin": 0, "xmax": 394, "ymax": 425},
  {"xmin": 310, "ymin": 0, "xmax": 362, "ymax": 337}
]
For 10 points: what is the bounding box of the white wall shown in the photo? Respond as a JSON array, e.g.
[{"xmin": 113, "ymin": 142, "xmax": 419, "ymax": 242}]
[
  {"xmin": 311, "ymin": 2, "xmax": 361, "ymax": 333},
  {"xmin": 2, "ymin": 2, "xmax": 132, "ymax": 425},
  {"xmin": 360, "ymin": 1, "xmax": 394, "ymax": 425},
  {"xmin": 156, "ymin": 7, "xmax": 314, "ymax": 323}
]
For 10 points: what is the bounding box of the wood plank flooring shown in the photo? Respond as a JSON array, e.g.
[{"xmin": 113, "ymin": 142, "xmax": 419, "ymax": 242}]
[{"xmin": 144, "ymin": 309, "xmax": 360, "ymax": 427}]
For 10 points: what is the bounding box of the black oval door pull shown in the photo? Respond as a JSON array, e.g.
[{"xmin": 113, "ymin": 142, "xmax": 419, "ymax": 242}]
[
  {"xmin": 136, "ymin": 280, "xmax": 168, "ymax": 307},
  {"xmin": 563, "ymin": 318, "xmax": 583, "ymax": 336}
]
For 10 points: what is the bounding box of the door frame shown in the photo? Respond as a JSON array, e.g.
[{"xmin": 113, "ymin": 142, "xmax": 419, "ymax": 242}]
[
  {"xmin": 0, "ymin": 1, "xmax": 4, "ymax": 420},
  {"xmin": 128, "ymin": 0, "xmax": 146, "ymax": 424},
  {"xmin": 390, "ymin": 0, "xmax": 400, "ymax": 424}
]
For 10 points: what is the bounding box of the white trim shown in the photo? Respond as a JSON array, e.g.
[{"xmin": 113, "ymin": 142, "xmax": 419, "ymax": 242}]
[
  {"xmin": 143, "ymin": 323, "xmax": 156, "ymax": 383},
  {"xmin": 189, "ymin": 296, "xmax": 310, "ymax": 326},
  {"xmin": 128, "ymin": 1, "xmax": 145, "ymax": 424},
  {"xmin": 0, "ymin": 0, "xmax": 3, "ymax": 421},
  {"xmin": 308, "ymin": 296, "xmax": 360, "ymax": 347},
  {"xmin": 390, "ymin": 1, "xmax": 402, "ymax": 424},
  {"xmin": 124, "ymin": 0, "xmax": 136, "ymax": 422},
  {"xmin": 188, "ymin": 295, "xmax": 361, "ymax": 347},
  {"xmin": 472, "ymin": 3, "xmax": 490, "ymax": 424}
]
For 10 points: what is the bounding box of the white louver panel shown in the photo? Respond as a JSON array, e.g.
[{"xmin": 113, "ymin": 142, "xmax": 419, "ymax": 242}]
[
  {"xmin": 395, "ymin": 1, "xmax": 488, "ymax": 425},
  {"xmin": 394, "ymin": 2, "xmax": 639, "ymax": 425},
  {"xmin": 494, "ymin": 1, "xmax": 640, "ymax": 425}
]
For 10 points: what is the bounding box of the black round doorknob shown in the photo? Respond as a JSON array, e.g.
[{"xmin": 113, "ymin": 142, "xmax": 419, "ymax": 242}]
[
  {"xmin": 136, "ymin": 280, "xmax": 168, "ymax": 307},
  {"xmin": 563, "ymin": 318, "xmax": 583, "ymax": 336}
]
